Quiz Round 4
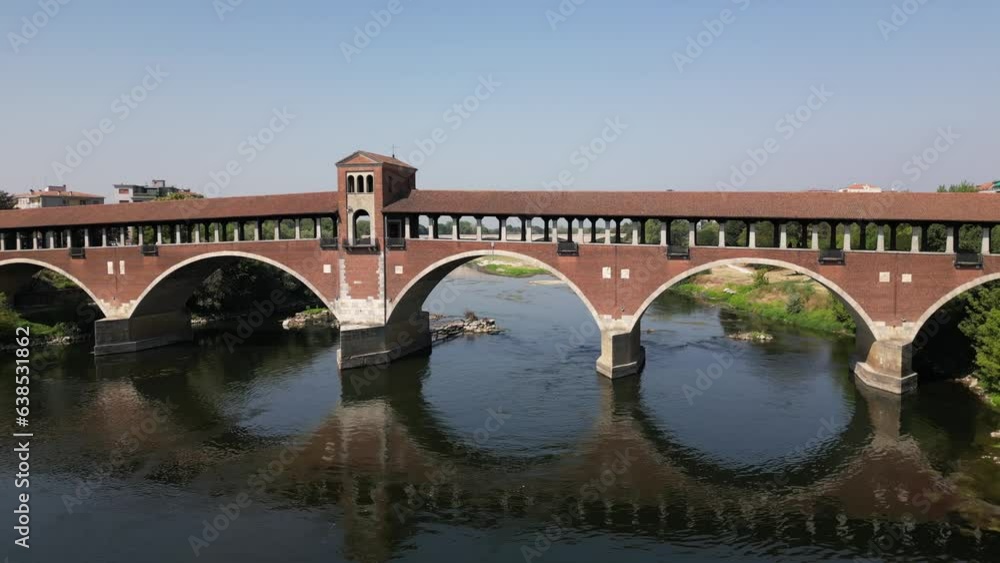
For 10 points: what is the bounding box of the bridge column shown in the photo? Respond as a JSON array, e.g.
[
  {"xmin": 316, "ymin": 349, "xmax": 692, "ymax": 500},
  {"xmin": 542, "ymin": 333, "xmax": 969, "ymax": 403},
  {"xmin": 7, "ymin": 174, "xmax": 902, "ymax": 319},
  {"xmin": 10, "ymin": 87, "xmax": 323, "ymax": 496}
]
[
  {"xmin": 983, "ymin": 226, "xmax": 991, "ymax": 255},
  {"xmin": 295, "ymin": 219, "xmax": 301, "ymax": 240},
  {"xmin": 337, "ymin": 312, "xmax": 433, "ymax": 371},
  {"xmin": 578, "ymin": 219, "xmax": 586, "ymax": 244},
  {"xmin": 718, "ymin": 222, "xmax": 726, "ymax": 248},
  {"xmin": 748, "ymin": 222, "xmax": 757, "ymax": 249},
  {"xmin": 475, "ymin": 217, "xmax": 483, "ymax": 241},
  {"xmin": 853, "ymin": 329, "xmax": 917, "ymax": 395},
  {"xmin": 659, "ymin": 220, "xmax": 667, "ymax": 246},
  {"xmin": 314, "ymin": 218, "xmax": 321, "ymax": 240},
  {"xmin": 175, "ymin": 225, "xmax": 181, "ymax": 244},
  {"xmin": 945, "ymin": 225, "xmax": 955, "ymax": 254},
  {"xmin": 47, "ymin": 231, "xmax": 55, "ymax": 249},
  {"xmin": 632, "ymin": 220, "xmax": 640, "ymax": 245},
  {"xmin": 688, "ymin": 221, "xmax": 697, "ymax": 247},
  {"xmin": 876, "ymin": 226, "xmax": 886, "ymax": 252},
  {"xmin": 451, "ymin": 217, "xmax": 459, "ymax": 240},
  {"xmin": 779, "ymin": 223, "xmax": 788, "ymax": 249},
  {"xmin": 843, "ymin": 228, "xmax": 851, "ymax": 251},
  {"xmin": 811, "ymin": 225, "xmax": 819, "ymax": 250},
  {"xmin": 94, "ymin": 311, "xmax": 194, "ymax": 356},
  {"xmin": 911, "ymin": 226, "xmax": 922, "ymax": 253},
  {"xmin": 596, "ymin": 321, "xmax": 646, "ymax": 379},
  {"xmin": 84, "ymin": 230, "xmax": 90, "ymax": 248},
  {"xmin": 273, "ymin": 221, "xmax": 280, "ymax": 241},
  {"xmin": 604, "ymin": 222, "xmax": 612, "ymax": 245}
]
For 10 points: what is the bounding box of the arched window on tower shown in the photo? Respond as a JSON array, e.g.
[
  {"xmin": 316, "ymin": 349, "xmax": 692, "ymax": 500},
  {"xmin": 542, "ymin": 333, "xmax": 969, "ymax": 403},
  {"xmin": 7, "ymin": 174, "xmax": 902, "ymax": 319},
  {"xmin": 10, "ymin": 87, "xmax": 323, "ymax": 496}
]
[
  {"xmin": 353, "ymin": 210, "xmax": 372, "ymax": 245},
  {"xmin": 347, "ymin": 175, "xmax": 355, "ymax": 193},
  {"xmin": 367, "ymin": 175, "xmax": 374, "ymax": 193}
]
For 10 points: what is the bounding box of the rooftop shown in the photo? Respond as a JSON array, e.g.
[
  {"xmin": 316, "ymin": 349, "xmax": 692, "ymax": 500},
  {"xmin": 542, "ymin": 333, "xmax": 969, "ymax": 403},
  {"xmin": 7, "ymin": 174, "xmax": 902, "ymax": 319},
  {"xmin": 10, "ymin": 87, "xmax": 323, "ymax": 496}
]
[
  {"xmin": 382, "ymin": 189, "xmax": 1000, "ymax": 223},
  {"xmin": 0, "ymin": 192, "xmax": 337, "ymax": 230}
]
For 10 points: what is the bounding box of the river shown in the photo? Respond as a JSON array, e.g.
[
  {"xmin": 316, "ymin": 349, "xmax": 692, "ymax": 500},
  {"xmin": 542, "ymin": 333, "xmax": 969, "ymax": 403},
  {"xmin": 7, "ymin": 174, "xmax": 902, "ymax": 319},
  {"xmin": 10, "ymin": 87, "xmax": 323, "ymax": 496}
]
[{"xmin": 2, "ymin": 267, "xmax": 999, "ymax": 562}]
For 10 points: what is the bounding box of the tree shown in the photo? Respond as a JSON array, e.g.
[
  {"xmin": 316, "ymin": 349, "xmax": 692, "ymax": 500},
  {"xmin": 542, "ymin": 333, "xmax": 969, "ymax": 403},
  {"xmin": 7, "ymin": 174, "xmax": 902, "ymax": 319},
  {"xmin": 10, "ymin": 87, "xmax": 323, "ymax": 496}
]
[
  {"xmin": 937, "ymin": 181, "xmax": 979, "ymax": 193},
  {"xmin": 156, "ymin": 190, "xmax": 204, "ymax": 201},
  {"xmin": 972, "ymin": 309, "xmax": 1000, "ymax": 392},
  {"xmin": 0, "ymin": 190, "xmax": 16, "ymax": 210}
]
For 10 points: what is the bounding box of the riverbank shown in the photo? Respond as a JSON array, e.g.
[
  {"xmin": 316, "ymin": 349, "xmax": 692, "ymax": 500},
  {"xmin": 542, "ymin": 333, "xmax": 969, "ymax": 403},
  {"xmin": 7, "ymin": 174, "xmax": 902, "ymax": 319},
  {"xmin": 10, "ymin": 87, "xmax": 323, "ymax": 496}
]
[
  {"xmin": 470, "ymin": 257, "xmax": 549, "ymax": 278},
  {"xmin": 671, "ymin": 266, "xmax": 855, "ymax": 336}
]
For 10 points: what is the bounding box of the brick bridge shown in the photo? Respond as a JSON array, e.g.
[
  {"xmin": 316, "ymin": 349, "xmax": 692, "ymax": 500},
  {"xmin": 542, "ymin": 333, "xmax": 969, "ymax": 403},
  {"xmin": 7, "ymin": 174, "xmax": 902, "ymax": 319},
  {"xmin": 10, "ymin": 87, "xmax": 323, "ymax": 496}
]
[{"xmin": 1, "ymin": 151, "xmax": 998, "ymax": 394}]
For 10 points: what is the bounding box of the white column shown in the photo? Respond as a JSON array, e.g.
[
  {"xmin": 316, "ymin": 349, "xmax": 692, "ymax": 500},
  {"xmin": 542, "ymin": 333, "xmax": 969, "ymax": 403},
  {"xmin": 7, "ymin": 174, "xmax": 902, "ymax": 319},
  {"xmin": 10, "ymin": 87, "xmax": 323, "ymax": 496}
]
[
  {"xmin": 255, "ymin": 221, "xmax": 261, "ymax": 241},
  {"xmin": 193, "ymin": 227, "xmax": 200, "ymax": 244},
  {"xmin": 660, "ymin": 221, "xmax": 668, "ymax": 247},
  {"xmin": 748, "ymin": 223, "xmax": 757, "ymax": 249},
  {"xmin": 1, "ymin": 236, "xmax": 6, "ymax": 252},
  {"xmin": 452, "ymin": 217, "xmax": 459, "ymax": 240},
  {"xmin": 604, "ymin": 223, "xmax": 612, "ymax": 245},
  {"xmin": 295, "ymin": 219, "xmax": 301, "ymax": 240},
  {"xmin": 632, "ymin": 220, "xmax": 640, "ymax": 246},
  {"xmin": 138, "ymin": 227, "xmax": 144, "ymax": 246},
  {"xmin": 214, "ymin": 224, "xmax": 221, "ymax": 243},
  {"xmin": 175, "ymin": 225, "xmax": 181, "ymax": 244},
  {"xmin": 102, "ymin": 229, "xmax": 108, "ymax": 247},
  {"xmin": 578, "ymin": 220, "xmax": 586, "ymax": 244},
  {"xmin": 719, "ymin": 223, "xmax": 726, "ymax": 248},
  {"xmin": 404, "ymin": 219, "xmax": 411, "ymax": 240},
  {"xmin": 33, "ymin": 231, "xmax": 39, "ymax": 250},
  {"xmin": 84, "ymin": 230, "xmax": 90, "ymax": 248},
  {"xmin": 810, "ymin": 226, "xmax": 819, "ymax": 250},
  {"xmin": 500, "ymin": 219, "xmax": 507, "ymax": 242},
  {"xmin": 877, "ymin": 226, "xmax": 886, "ymax": 252},
  {"xmin": 945, "ymin": 226, "xmax": 955, "ymax": 254},
  {"xmin": 983, "ymin": 226, "xmax": 992, "ymax": 255},
  {"xmin": 843, "ymin": 229, "xmax": 851, "ymax": 252},
  {"xmin": 16, "ymin": 234, "xmax": 22, "ymax": 251},
  {"xmin": 119, "ymin": 229, "xmax": 125, "ymax": 246},
  {"xmin": 156, "ymin": 226, "xmax": 162, "ymax": 244},
  {"xmin": 911, "ymin": 226, "xmax": 922, "ymax": 253},
  {"xmin": 779, "ymin": 224, "xmax": 788, "ymax": 249},
  {"xmin": 48, "ymin": 231, "xmax": 55, "ymax": 248},
  {"xmin": 273, "ymin": 221, "xmax": 280, "ymax": 241},
  {"xmin": 689, "ymin": 222, "xmax": 697, "ymax": 247},
  {"xmin": 476, "ymin": 217, "xmax": 483, "ymax": 241},
  {"xmin": 314, "ymin": 218, "xmax": 321, "ymax": 240}
]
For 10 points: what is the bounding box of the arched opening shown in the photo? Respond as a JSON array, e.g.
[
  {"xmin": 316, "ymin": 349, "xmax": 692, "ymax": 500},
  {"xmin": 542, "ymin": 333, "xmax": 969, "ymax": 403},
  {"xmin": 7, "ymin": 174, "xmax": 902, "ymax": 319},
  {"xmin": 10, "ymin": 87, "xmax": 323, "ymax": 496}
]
[
  {"xmin": 0, "ymin": 259, "xmax": 107, "ymax": 337},
  {"xmin": 353, "ymin": 211, "xmax": 371, "ymax": 245},
  {"xmin": 628, "ymin": 258, "xmax": 874, "ymax": 337},
  {"xmin": 347, "ymin": 176, "xmax": 355, "ymax": 193},
  {"xmin": 366, "ymin": 175, "xmax": 374, "ymax": 193},
  {"xmin": 911, "ymin": 274, "xmax": 1000, "ymax": 391},
  {"xmin": 130, "ymin": 252, "xmax": 333, "ymax": 333}
]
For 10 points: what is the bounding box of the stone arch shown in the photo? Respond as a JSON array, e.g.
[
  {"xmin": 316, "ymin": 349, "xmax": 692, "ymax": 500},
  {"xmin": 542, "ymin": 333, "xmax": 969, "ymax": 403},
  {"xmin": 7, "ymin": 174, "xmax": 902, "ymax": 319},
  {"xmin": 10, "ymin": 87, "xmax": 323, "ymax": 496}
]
[
  {"xmin": 129, "ymin": 251, "xmax": 334, "ymax": 319},
  {"xmin": 912, "ymin": 272, "xmax": 1000, "ymax": 335},
  {"xmin": 387, "ymin": 250, "xmax": 602, "ymax": 327},
  {"xmin": 0, "ymin": 258, "xmax": 112, "ymax": 317},
  {"xmin": 625, "ymin": 257, "xmax": 879, "ymax": 337}
]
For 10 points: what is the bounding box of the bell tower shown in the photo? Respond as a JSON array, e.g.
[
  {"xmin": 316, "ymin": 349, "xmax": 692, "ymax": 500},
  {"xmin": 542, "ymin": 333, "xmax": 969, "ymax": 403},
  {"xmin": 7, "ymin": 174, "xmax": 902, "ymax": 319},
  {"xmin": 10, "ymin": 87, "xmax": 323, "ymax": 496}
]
[{"xmin": 335, "ymin": 150, "xmax": 417, "ymax": 246}]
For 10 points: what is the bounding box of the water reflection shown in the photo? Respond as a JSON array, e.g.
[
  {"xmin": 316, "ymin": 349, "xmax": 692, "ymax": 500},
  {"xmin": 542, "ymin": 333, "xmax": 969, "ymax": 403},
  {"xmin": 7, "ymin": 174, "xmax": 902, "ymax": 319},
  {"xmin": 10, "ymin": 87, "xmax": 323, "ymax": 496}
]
[{"xmin": 1, "ymin": 272, "xmax": 999, "ymax": 562}]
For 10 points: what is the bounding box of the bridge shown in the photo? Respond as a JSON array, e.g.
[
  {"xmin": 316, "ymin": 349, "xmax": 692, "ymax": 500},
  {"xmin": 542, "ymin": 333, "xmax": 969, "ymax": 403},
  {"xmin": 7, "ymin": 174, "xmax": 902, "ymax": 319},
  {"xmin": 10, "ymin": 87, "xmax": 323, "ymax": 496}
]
[{"xmin": 1, "ymin": 150, "xmax": 998, "ymax": 395}]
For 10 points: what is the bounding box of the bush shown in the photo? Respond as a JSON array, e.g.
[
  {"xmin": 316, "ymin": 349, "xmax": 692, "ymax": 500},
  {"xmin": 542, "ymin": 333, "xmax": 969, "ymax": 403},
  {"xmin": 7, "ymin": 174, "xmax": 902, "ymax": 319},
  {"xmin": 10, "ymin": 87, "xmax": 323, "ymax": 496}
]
[
  {"xmin": 973, "ymin": 309, "xmax": 1000, "ymax": 393},
  {"xmin": 752, "ymin": 269, "xmax": 769, "ymax": 289},
  {"xmin": 786, "ymin": 293, "xmax": 805, "ymax": 315}
]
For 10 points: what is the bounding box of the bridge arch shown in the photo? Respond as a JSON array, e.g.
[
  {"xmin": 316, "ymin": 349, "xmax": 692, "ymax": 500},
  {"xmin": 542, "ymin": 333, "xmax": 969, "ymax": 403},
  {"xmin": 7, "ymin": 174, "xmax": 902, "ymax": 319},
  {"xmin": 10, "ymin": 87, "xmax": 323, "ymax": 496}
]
[
  {"xmin": 129, "ymin": 251, "xmax": 334, "ymax": 319},
  {"xmin": 0, "ymin": 257, "xmax": 112, "ymax": 317},
  {"xmin": 387, "ymin": 250, "xmax": 602, "ymax": 328},
  {"xmin": 913, "ymin": 272, "xmax": 1000, "ymax": 335},
  {"xmin": 625, "ymin": 257, "xmax": 880, "ymax": 338}
]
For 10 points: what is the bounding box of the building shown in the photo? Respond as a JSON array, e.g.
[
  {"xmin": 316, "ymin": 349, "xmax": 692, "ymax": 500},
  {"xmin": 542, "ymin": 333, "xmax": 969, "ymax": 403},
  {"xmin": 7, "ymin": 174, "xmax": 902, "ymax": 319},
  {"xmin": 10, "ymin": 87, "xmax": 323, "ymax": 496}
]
[
  {"xmin": 839, "ymin": 183, "xmax": 882, "ymax": 194},
  {"xmin": 113, "ymin": 180, "xmax": 191, "ymax": 203},
  {"xmin": 14, "ymin": 185, "xmax": 104, "ymax": 209},
  {"xmin": 978, "ymin": 181, "xmax": 1000, "ymax": 193}
]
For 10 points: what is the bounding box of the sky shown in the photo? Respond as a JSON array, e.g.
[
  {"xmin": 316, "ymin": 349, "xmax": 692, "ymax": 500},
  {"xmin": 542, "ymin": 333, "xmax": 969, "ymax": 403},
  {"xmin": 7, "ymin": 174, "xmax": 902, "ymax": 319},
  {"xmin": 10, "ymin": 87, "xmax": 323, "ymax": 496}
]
[{"xmin": 1, "ymin": 0, "xmax": 997, "ymax": 199}]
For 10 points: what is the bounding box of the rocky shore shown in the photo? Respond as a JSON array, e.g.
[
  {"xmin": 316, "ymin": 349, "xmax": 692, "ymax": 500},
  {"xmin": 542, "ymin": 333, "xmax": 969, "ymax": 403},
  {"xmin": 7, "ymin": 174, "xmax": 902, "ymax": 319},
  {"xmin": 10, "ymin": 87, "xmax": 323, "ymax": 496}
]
[
  {"xmin": 282, "ymin": 309, "xmax": 339, "ymax": 330},
  {"xmin": 431, "ymin": 312, "xmax": 501, "ymax": 342}
]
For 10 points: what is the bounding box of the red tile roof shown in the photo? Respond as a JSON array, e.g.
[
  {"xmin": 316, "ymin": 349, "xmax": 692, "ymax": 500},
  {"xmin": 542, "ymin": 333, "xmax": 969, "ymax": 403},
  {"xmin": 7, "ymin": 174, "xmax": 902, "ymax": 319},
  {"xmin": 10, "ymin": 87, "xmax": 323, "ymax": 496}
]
[
  {"xmin": 382, "ymin": 189, "xmax": 1000, "ymax": 223},
  {"xmin": 0, "ymin": 192, "xmax": 338, "ymax": 230},
  {"xmin": 337, "ymin": 150, "xmax": 416, "ymax": 170}
]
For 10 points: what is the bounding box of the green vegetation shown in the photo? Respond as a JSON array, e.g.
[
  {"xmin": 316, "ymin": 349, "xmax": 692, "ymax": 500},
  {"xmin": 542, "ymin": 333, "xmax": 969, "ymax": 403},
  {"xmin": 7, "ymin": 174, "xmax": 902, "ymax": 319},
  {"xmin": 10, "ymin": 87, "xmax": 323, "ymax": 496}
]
[
  {"xmin": 0, "ymin": 293, "xmax": 73, "ymax": 339},
  {"xmin": 955, "ymin": 282, "xmax": 1000, "ymax": 403},
  {"xmin": 478, "ymin": 262, "xmax": 550, "ymax": 278},
  {"xmin": 188, "ymin": 261, "xmax": 323, "ymax": 318},
  {"xmin": 672, "ymin": 269, "xmax": 856, "ymax": 335},
  {"xmin": 0, "ymin": 190, "xmax": 15, "ymax": 210}
]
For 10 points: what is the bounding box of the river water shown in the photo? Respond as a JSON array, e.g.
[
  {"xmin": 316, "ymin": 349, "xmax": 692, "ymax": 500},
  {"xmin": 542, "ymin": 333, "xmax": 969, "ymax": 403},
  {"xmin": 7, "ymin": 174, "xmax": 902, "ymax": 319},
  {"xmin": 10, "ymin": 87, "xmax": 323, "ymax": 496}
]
[{"xmin": 2, "ymin": 268, "xmax": 999, "ymax": 562}]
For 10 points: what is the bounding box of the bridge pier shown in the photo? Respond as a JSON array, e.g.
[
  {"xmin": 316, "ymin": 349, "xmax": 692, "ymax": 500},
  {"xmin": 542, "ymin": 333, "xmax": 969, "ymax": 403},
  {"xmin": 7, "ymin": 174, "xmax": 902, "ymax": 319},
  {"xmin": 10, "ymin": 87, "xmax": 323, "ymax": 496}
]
[
  {"xmin": 93, "ymin": 311, "xmax": 194, "ymax": 356},
  {"xmin": 337, "ymin": 312, "xmax": 433, "ymax": 371},
  {"xmin": 596, "ymin": 321, "xmax": 646, "ymax": 379},
  {"xmin": 852, "ymin": 327, "xmax": 917, "ymax": 395}
]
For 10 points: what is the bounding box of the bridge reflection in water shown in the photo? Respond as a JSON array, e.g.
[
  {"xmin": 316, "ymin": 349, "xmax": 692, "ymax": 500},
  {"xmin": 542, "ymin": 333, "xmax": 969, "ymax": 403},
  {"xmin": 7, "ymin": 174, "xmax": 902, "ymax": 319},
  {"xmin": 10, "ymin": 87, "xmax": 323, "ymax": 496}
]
[{"xmin": 39, "ymin": 310, "xmax": 991, "ymax": 562}]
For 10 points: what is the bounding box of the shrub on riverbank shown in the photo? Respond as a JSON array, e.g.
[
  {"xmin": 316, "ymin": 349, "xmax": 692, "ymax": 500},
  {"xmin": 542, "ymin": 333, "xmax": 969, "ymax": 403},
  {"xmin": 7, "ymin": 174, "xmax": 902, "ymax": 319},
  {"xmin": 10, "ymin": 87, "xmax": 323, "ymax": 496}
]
[
  {"xmin": 672, "ymin": 270, "xmax": 855, "ymax": 335},
  {"xmin": 0, "ymin": 293, "xmax": 72, "ymax": 339},
  {"xmin": 957, "ymin": 284, "xmax": 1000, "ymax": 397}
]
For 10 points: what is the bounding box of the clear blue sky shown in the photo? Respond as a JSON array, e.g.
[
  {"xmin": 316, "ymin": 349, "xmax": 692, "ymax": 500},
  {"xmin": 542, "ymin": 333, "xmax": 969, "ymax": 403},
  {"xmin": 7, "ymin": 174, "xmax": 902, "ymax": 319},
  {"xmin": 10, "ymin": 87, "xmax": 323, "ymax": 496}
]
[{"xmin": 1, "ymin": 0, "xmax": 997, "ymax": 199}]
